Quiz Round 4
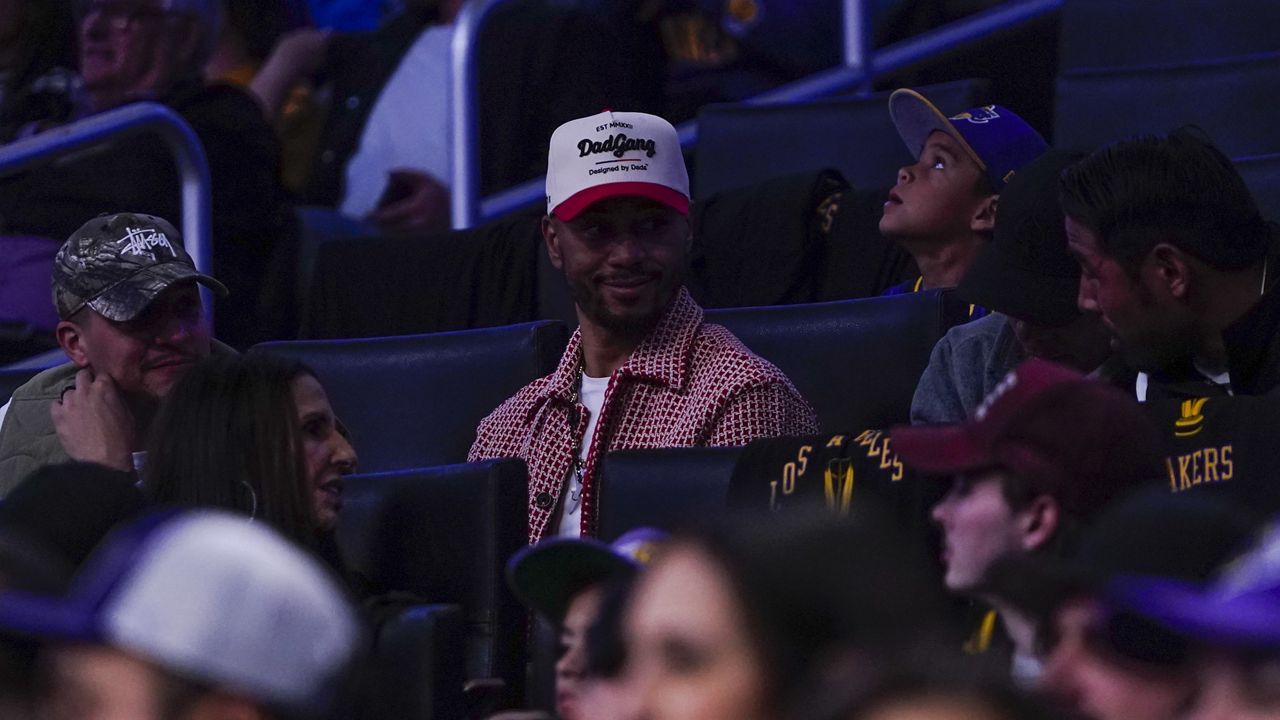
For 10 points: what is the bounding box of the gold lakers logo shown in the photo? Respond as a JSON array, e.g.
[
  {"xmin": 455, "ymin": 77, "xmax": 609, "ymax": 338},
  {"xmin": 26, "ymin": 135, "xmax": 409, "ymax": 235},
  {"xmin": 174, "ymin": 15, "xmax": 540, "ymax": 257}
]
[
  {"xmin": 1175, "ymin": 398, "xmax": 1209, "ymax": 438},
  {"xmin": 824, "ymin": 459, "xmax": 854, "ymax": 517}
]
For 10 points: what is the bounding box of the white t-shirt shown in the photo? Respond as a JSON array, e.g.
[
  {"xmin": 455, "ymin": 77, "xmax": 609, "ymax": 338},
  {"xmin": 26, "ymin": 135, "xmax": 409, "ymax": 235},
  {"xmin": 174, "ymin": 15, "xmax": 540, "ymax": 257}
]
[
  {"xmin": 0, "ymin": 399, "xmax": 9, "ymax": 436},
  {"xmin": 554, "ymin": 373, "xmax": 609, "ymax": 538},
  {"xmin": 339, "ymin": 22, "xmax": 453, "ymax": 218}
]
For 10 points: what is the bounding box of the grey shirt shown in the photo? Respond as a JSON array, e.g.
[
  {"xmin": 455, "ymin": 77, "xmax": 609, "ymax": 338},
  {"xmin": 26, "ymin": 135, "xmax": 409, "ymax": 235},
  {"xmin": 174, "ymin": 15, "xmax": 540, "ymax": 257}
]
[{"xmin": 910, "ymin": 313, "xmax": 1027, "ymax": 425}]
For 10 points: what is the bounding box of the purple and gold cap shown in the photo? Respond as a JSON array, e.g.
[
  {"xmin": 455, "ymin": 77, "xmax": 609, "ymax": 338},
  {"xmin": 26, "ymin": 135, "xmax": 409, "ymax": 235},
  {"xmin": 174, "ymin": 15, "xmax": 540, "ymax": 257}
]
[
  {"xmin": 52, "ymin": 212, "xmax": 227, "ymax": 322},
  {"xmin": 506, "ymin": 527, "xmax": 667, "ymax": 621},
  {"xmin": 889, "ymin": 88, "xmax": 1048, "ymax": 192}
]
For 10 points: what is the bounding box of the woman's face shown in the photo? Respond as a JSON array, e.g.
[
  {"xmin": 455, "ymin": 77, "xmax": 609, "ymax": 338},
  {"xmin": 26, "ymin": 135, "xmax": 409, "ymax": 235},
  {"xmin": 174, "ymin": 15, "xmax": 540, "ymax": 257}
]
[
  {"xmin": 625, "ymin": 543, "xmax": 770, "ymax": 720},
  {"xmin": 291, "ymin": 374, "xmax": 357, "ymax": 532}
]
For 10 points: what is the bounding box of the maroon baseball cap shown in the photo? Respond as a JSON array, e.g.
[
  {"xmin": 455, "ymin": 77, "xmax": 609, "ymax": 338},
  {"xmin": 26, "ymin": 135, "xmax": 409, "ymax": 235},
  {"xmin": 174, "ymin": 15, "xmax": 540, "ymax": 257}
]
[{"xmin": 891, "ymin": 359, "xmax": 1165, "ymax": 515}]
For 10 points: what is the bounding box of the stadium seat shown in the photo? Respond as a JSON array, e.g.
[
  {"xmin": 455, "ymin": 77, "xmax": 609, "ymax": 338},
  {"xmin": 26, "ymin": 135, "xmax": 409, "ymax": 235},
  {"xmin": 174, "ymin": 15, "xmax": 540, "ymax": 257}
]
[
  {"xmin": 336, "ymin": 459, "xmax": 529, "ymax": 708},
  {"xmin": 1236, "ymin": 153, "xmax": 1280, "ymax": 224},
  {"xmin": 1060, "ymin": 0, "xmax": 1280, "ymax": 71},
  {"xmin": 360, "ymin": 604, "xmax": 466, "ymax": 720},
  {"xmin": 1054, "ymin": 52, "xmax": 1280, "ymax": 157},
  {"xmin": 595, "ymin": 446, "xmax": 743, "ymax": 541},
  {"xmin": 705, "ymin": 290, "xmax": 971, "ymax": 433},
  {"xmin": 253, "ymin": 321, "xmax": 569, "ymax": 473},
  {"xmin": 693, "ymin": 78, "xmax": 991, "ymax": 198}
]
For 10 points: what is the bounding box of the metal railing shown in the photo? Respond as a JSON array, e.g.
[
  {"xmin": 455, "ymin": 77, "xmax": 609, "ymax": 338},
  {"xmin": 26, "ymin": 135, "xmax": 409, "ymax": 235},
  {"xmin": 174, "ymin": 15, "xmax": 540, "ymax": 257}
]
[
  {"xmin": 0, "ymin": 102, "xmax": 215, "ymax": 323},
  {"xmin": 451, "ymin": 0, "xmax": 1062, "ymax": 227}
]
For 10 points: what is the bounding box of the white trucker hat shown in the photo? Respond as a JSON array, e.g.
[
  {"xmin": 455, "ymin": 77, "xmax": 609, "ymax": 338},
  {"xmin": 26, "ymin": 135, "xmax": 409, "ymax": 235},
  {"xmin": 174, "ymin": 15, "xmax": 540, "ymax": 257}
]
[
  {"xmin": 545, "ymin": 109, "xmax": 690, "ymax": 221},
  {"xmin": 0, "ymin": 510, "xmax": 360, "ymax": 714}
]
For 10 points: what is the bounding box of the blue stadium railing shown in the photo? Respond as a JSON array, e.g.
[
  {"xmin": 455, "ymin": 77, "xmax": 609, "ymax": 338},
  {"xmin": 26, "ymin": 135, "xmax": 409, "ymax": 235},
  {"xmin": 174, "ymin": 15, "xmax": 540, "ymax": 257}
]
[
  {"xmin": 457, "ymin": 0, "xmax": 1064, "ymax": 227},
  {"xmin": 0, "ymin": 102, "xmax": 216, "ymax": 326}
]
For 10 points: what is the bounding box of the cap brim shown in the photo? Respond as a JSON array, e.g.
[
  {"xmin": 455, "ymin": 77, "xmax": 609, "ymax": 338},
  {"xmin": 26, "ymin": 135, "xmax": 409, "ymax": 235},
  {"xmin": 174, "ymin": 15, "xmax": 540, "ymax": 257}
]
[
  {"xmin": 506, "ymin": 538, "xmax": 637, "ymax": 621},
  {"xmin": 888, "ymin": 89, "xmax": 986, "ymax": 173},
  {"xmin": 1110, "ymin": 576, "xmax": 1280, "ymax": 648},
  {"xmin": 87, "ymin": 262, "xmax": 228, "ymax": 322},
  {"xmin": 552, "ymin": 182, "xmax": 689, "ymax": 222},
  {"xmin": 889, "ymin": 423, "xmax": 993, "ymax": 477},
  {"xmin": 0, "ymin": 590, "xmax": 98, "ymax": 643},
  {"xmin": 958, "ymin": 243, "xmax": 1081, "ymax": 326}
]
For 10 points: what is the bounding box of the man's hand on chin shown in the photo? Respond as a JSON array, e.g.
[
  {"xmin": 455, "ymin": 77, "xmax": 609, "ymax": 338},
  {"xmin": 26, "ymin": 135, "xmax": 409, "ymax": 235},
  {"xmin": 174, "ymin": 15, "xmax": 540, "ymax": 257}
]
[{"xmin": 51, "ymin": 369, "xmax": 137, "ymax": 472}]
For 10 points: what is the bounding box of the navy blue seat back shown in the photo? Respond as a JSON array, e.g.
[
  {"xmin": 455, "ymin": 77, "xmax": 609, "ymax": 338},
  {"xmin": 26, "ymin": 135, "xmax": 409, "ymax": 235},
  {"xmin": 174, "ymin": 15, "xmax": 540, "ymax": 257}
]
[
  {"xmin": 694, "ymin": 79, "xmax": 990, "ymax": 198},
  {"xmin": 1060, "ymin": 0, "xmax": 1280, "ymax": 71},
  {"xmin": 1054, "ymin": 52, "xmax": 1280, "ymax": 157},
  {"xmin": 596, "ymin": 447, "xmax": 742, "ymax": 541},
  {"xmin": 1237, "ymin": 154, "xmax": 1280, "ymax": 224},
  {"xmin": 253, "ymin": 321, "xmax": 569, "ymax": 473},
  {"xmin": 336, "ymin": 460, "xmax": 528, "ymax": 705},
  {"xmin": 705, "ymin": 290, "xmax": 970, "ymax": 433}
]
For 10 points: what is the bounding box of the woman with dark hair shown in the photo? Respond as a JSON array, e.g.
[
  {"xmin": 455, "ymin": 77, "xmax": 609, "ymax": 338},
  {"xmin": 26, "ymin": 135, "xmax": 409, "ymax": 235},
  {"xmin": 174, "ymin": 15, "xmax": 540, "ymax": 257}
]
[
  {"xmin": 143, "ymin": 353, "xmax": 356, "ymax": 551},
  {"xmin": 624, "ymin": 509, "xmax": 958, "ymax": 720}
]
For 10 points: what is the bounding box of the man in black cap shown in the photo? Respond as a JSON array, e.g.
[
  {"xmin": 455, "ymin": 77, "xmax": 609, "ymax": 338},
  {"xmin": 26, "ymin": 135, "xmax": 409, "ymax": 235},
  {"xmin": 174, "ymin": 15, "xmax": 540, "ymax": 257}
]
[
  {"xmin": 990, "ymin": 489, "xmax": 1258, "ymax": 719},
  {"xmin": 911, "ymin": 149, "xmax": 1114, "ymax": 424},
  {"xmin": 0, "ymin": 213, "xmax": 227, "ymax": 493}
]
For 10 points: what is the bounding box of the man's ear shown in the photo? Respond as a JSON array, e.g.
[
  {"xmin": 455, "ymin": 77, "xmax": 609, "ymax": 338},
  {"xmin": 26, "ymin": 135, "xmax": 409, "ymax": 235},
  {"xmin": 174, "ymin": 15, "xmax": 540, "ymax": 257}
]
[
  {"xmin": 1149, "ymin": 243, "xmax": 1193, "ymax": 300},
  {"xmin": 1017, "ymin": 495, "xmax": 1059, "ymax": 552},
  {"xmin": 542, "ymin": 215, "xmax": 564, "ymax": 271},
  {"xmin": 55, "ymin": 319, "xmax": 91, "ymax": 369},
  {"xmin": 970, "ymin": 194, "xmax": 999, "ymax": 233}
]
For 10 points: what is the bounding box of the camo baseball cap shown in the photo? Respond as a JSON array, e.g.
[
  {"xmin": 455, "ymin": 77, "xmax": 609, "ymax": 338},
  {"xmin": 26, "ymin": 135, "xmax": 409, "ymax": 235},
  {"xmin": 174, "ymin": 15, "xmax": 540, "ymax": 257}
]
[{"xmin": 52, "ymin": 213, "xmax": 227, "ymax": 322}]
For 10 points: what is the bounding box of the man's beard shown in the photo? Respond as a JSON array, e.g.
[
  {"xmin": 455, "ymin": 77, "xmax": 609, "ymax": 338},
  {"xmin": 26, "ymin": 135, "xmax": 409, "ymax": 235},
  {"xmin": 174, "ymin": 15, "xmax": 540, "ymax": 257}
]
[{"xmin": 564, "ymin": 271, "xmax": 681, "ymax": 341}]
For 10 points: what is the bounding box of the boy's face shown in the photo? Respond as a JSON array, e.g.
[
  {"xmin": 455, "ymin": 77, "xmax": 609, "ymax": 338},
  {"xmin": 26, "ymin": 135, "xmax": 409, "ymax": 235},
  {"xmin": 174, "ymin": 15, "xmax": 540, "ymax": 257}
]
[{"xmin": 880, "ymin": 130, "xmax": 993, "ymax": 243}]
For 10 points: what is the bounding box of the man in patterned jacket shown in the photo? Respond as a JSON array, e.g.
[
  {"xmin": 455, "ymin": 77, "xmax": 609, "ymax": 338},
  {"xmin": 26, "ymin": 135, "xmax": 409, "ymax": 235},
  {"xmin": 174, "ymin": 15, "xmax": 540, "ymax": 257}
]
[{"xmin": 470, "ymin": 110, "xmax": 818, "ymax": 542}]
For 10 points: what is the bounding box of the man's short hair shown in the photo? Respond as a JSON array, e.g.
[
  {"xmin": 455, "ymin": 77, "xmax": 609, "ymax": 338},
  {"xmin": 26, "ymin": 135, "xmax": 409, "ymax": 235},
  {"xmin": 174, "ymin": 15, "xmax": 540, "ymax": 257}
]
[{"xmin": 1060, "ymin": 128, "xmax": 1270, "ymax": 272}]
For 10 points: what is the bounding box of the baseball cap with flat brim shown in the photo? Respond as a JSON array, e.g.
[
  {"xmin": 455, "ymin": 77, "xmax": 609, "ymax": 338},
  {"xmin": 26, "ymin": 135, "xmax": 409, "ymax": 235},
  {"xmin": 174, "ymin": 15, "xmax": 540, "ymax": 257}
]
[
  {"xmin": 52, "ymin": 213, "xmax": 227, "ymax": 322},
  {"xmin": 889, "ymin": 89, "xmax": 1048, "ymax": 193},
  {"xmin": 507, "ymin": 527, "xmax": 667, "ymax": 622},
  {"xmin": 957, "ymin": 149, "xmax": 1086, "ymax": 326}
]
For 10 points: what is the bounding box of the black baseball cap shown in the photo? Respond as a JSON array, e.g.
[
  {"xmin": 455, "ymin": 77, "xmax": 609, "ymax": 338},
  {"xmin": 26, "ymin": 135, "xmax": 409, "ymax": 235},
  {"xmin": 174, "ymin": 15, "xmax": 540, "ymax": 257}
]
[
  {"xmin": 957, "ymin": 149, "xmax": 1085, "ymax": 326},
  {"xmin": 52, "ymin": 213, "xmax": 227, "ymax": 322},
  {"xmin": 506, "ymin": 528, "xmax": 667, "ymax": 622},
  {"xmin": 990, "ymin": 489, "xmax": 1256, "ymax": 666}
]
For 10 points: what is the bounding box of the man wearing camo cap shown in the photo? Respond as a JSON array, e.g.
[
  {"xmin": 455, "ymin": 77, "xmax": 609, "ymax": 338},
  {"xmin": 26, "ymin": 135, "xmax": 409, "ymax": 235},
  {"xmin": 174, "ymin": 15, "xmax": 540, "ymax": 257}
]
[{"xmin": 0, "ymin": 213, "xmax": 228, "ymax": 494}]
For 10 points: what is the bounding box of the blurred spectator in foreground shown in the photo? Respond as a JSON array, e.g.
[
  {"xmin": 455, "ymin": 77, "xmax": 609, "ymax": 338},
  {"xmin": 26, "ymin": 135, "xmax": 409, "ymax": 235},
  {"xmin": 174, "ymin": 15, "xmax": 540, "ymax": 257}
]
[
  {"xmin": 911, "ymin": 149, "xmax": 1113, "ymax": 425},
  {"xmin": 0, "ymin": 509, "xmax": 360, "ymax": 720},
  {"xmin": 891, "ymin": 359, "xmax": 1165, "ymax": 684},
  {"xmin": 0, "ymin": 0, "xmax": 296, "ymax": 347},
  {"xmin": 1109, "ymin": 521, "xmax": 1280, "ymax": 719},
  {"xmin": 625, "ymin": 510, "xmax": 953, "ymax": 720},
  {"xmin": 501, "ymin": 528, "xmax": 665, "ymax": 720},
  {"xmin": 1061, "ymin": 129, "xmax": 1279, "ymax": 400},
  {"xmin": 993, "ymin": 490, "xmax": 1258, "ymax": 720},
  {"xmin": 470, "ymin": 110, "xmax": 816, "ymax": 542},
  {"xmin": 879, "ymin": 89, "xmax": 1046, "ymax": 301},
  {"xmin": 0, "ymin": 213, "xmax": 229, "ymax": 495},
  {"xmin": 144, "ymin": 354, "xmax": 358, "ymax": 572}
]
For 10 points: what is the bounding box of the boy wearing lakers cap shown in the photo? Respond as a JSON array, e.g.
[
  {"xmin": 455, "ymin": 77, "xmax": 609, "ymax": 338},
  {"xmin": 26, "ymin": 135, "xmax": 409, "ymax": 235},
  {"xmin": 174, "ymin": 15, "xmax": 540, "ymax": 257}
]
[
  {"xmin": 880, "ymin": 89, "xmax": 1048, "ymax": 296},
  {"xmin": 471, "ymin": 110, "xmax": 816, "ymax": 543}
]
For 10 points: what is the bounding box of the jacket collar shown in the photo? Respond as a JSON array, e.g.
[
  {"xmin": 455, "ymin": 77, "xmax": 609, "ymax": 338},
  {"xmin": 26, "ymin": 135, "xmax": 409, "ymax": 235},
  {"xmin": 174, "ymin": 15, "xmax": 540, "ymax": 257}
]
[{"xmin": 1223, "ymin": 284, "xmax": 1280, "ymax": 394}]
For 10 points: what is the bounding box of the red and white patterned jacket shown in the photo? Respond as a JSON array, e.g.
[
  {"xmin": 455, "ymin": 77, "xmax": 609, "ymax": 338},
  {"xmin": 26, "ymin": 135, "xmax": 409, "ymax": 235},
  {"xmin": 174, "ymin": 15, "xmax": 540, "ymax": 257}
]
[{"xmin": 469, "ymin": 288, "xmax": 819, "ymax": 542}]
